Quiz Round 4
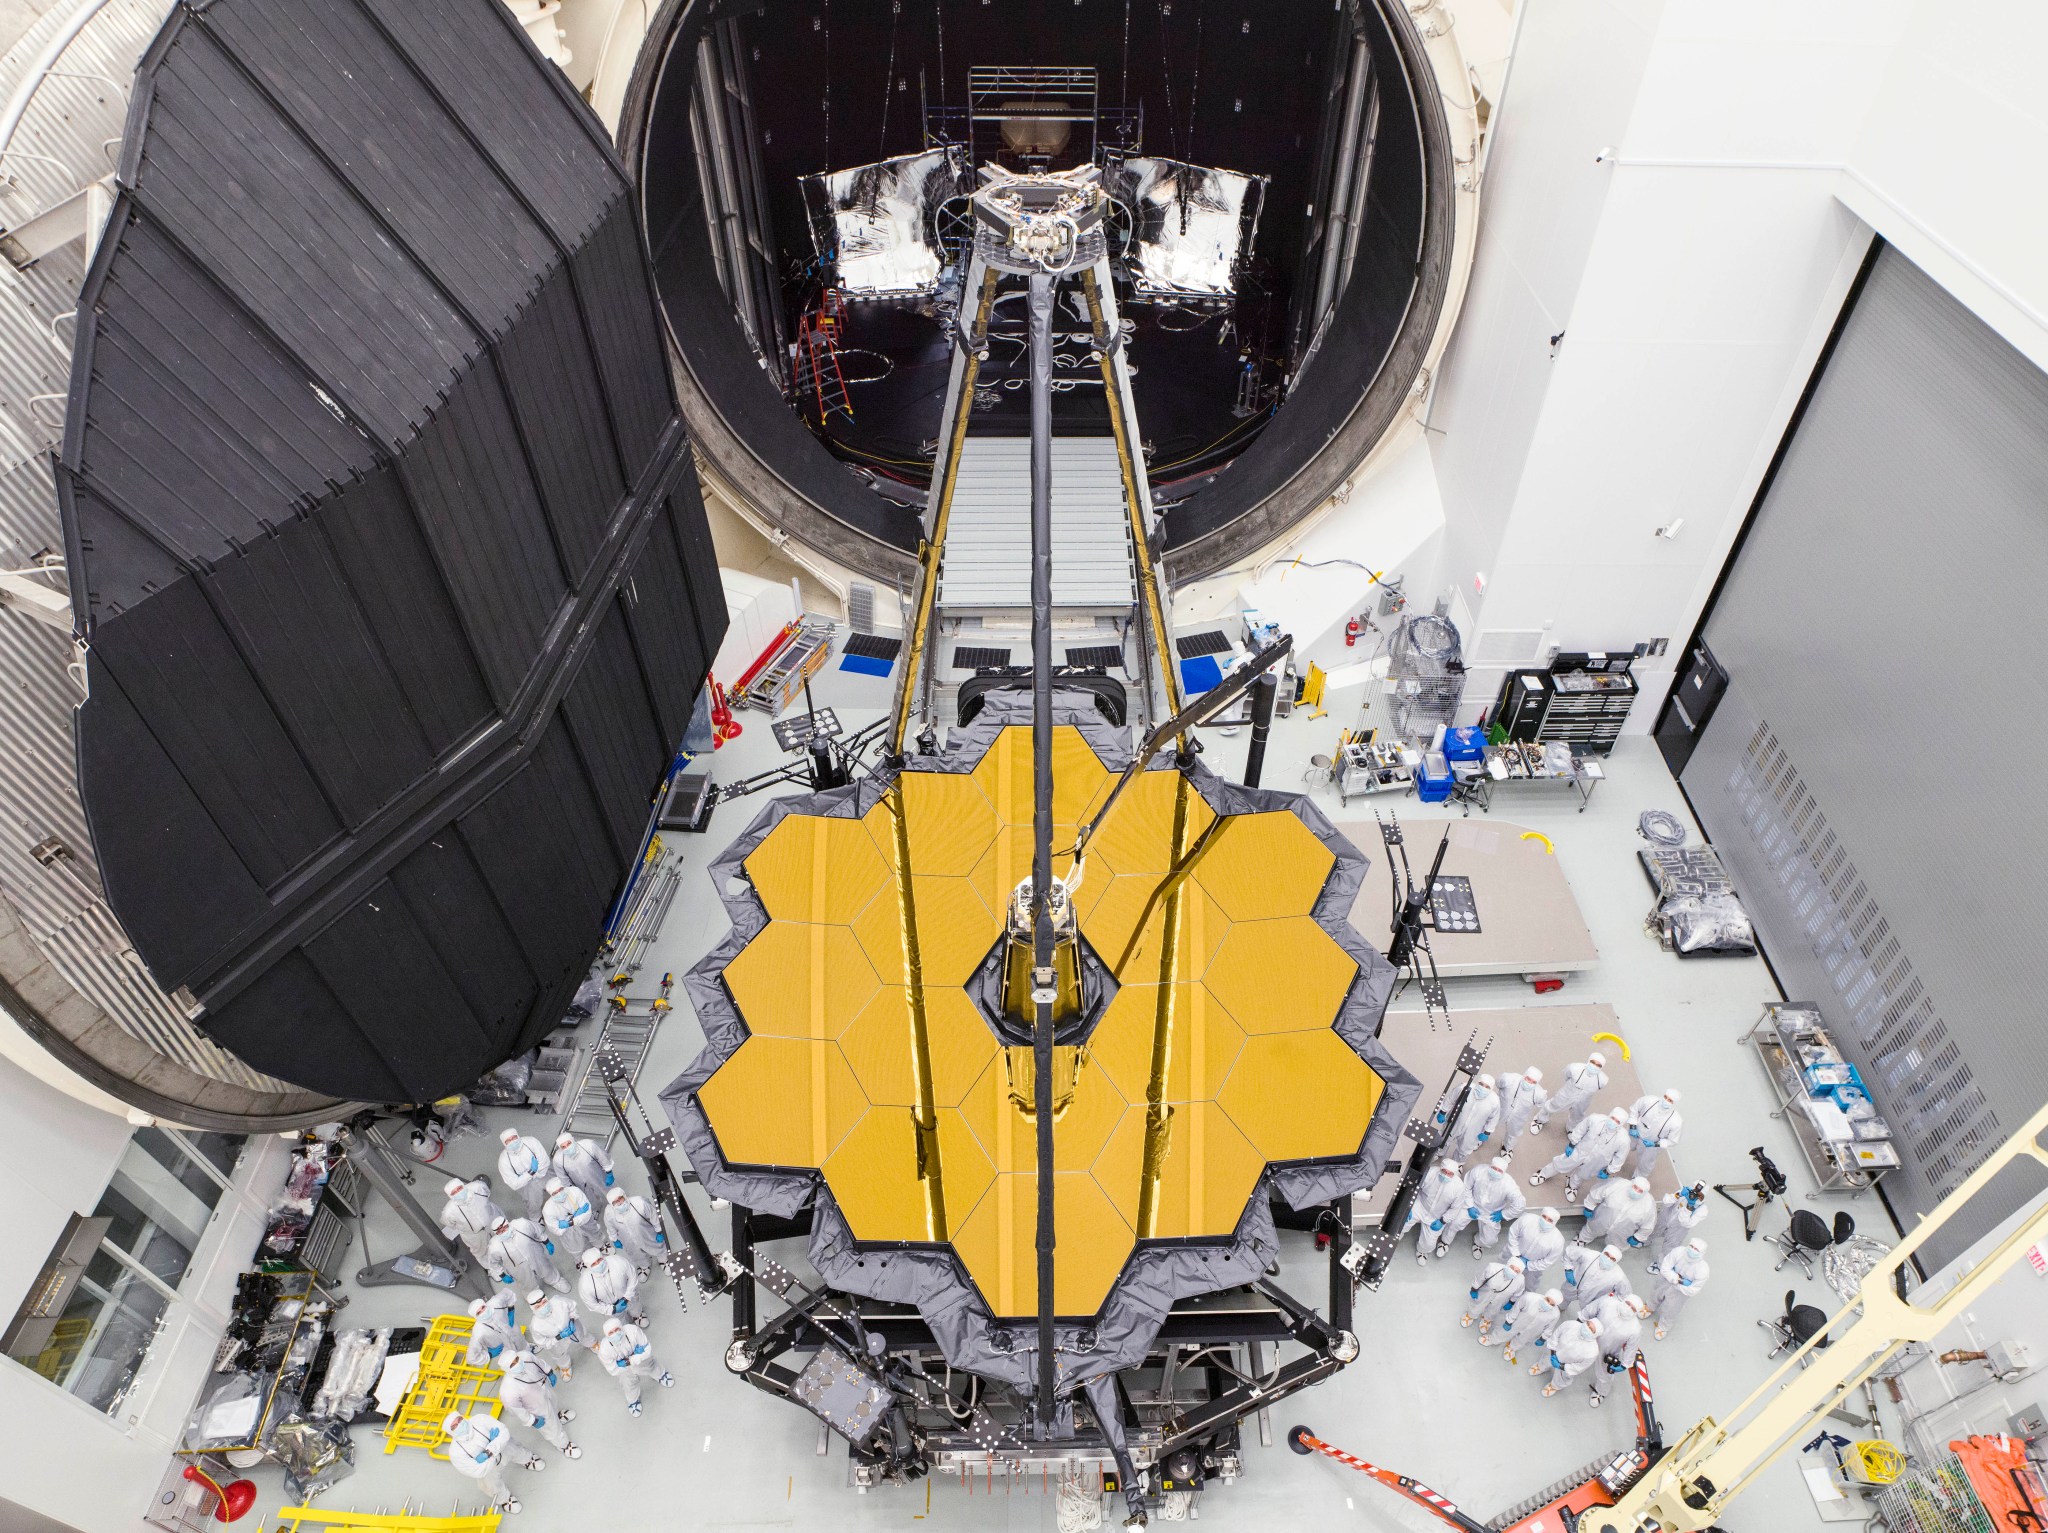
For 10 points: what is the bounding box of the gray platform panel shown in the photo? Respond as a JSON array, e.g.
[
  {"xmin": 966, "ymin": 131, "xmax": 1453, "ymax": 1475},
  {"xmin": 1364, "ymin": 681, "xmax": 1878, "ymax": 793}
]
[{"xmin": 937, "ymin": 437, "xmax": 1137, "ymax": 611}]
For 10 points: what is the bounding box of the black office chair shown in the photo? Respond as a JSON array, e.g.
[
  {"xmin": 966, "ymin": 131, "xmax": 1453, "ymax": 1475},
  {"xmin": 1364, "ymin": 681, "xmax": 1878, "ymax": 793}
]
[
  {"xmin": 1770, "ymin": 1209, "xmax": 1854, "ymax": 1278},
  {"xmin": 1760, "ymin": 1289, "xmax": 1831, "ymax": 1361}
]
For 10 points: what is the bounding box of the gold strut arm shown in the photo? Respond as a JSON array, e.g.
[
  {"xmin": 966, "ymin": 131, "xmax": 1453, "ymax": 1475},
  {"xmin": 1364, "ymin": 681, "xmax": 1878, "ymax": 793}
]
[
  {"xmin": 1079, "ymin": 267, "xmax": 1182, "ymax": 726},
  {"xmin": 888, "ymin": 267, "xmax": 1000, "ymax": 756},
  {"xmin": 1134, "ymin": 771, "xmax": 1195, "ymax": 1237},
  {"xmin": 878, "ymin": 782, "xmax": 947, "ymax": 1239}
]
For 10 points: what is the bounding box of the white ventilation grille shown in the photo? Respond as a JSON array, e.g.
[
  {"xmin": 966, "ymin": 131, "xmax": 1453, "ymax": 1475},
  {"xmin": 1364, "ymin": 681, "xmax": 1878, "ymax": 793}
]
[
  {"xmin": 1731, "ymin": 722, "xmax": 1999, "ymax": 1199},
  {"xmin": 1471, "ymin": 628, "xmax": 1546, "ymax": 666}
]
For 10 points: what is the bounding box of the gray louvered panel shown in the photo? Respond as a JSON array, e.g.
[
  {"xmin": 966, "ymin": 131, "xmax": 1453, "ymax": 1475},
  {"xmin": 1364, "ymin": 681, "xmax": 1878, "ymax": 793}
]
[
  {"xmin": 38, "ymin": 908, "xmax": 295, "ymax": 1090},
  {"xmin": 1683, "ymin": 247, "xmax": 2048, "ymax": 1271},
  {"xmin": 937, "ymin": 437, "xmax": 1137, "ymax": 610},
  {"xmin": 0, "ymin": 0, "xmax": 170, "ymax": 468}
]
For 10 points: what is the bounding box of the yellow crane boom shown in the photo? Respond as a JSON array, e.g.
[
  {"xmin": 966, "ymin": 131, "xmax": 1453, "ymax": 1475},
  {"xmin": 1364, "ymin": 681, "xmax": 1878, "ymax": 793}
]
[{"xmin": 1602, "ymin": 1098, "xmax": 2048, "ymax": 1532}]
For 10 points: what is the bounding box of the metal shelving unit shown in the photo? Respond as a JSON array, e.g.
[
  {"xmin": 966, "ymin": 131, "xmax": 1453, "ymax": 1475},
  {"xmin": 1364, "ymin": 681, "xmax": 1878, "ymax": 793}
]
[{"xmin": 1742, "ymin": 1001, "xmax": 1898, "ymax": 1197}]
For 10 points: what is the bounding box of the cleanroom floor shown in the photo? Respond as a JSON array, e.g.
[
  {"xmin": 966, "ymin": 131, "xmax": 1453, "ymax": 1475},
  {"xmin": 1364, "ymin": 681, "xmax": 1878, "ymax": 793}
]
[{"xmin": 232, "ymin": 662, "xmax": 1861, "ymax": 1533}]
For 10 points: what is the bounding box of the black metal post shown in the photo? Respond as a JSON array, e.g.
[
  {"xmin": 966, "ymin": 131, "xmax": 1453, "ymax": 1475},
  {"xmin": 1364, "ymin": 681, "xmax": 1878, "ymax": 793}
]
[
  {"xmin": 1244, "ymin": 670, "xmax": 1278, "ymax": 787},
  {"xmin": 1027, "ymin": 270, "xmax": 1059, "ymax": 1435}
]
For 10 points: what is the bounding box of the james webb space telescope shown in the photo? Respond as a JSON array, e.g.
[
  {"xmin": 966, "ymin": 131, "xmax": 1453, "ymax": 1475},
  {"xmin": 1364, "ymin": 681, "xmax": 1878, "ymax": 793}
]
[{"xmin": 607, "ymin": 167, "xmax": 1432, "ymax": 1524}]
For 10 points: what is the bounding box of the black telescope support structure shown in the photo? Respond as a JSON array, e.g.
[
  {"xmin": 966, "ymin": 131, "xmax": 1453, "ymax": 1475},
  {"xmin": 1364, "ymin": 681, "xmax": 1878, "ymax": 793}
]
[
  {"xmin": 1244, "ymin": 670, "xmax": 1279, "ymax": 787},
  {"xmin": 1027, "ymin": 270, "xmax": 1060, "ymax": 1436}
]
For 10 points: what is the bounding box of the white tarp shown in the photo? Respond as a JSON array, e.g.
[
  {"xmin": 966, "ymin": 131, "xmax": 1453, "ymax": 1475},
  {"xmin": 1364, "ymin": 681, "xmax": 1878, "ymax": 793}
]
[
  {"xmin": 1109, "ymin": 156, "xmax": 1266, "ymax": 298},
  {"xmin": 802, "ymin": 148, "xmax": 968, "ymax": 295}
]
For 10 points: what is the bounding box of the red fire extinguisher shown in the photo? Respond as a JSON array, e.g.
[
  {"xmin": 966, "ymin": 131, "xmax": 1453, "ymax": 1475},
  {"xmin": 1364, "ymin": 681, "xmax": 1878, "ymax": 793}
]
[
  {"xmin": 710, "ymin": 680, "xmax": 741, "ymax": 746},
  {"xmin": 1344, "ymin": 616, "xmax": 1364, "ymax": 648}
]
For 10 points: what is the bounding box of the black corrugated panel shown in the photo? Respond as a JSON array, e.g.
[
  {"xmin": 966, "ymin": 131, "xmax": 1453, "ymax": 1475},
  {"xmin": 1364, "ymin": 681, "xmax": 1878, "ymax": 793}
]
[{"xmin": 57, "ymin": 0, "xmax": 726, "ymax": 1102}]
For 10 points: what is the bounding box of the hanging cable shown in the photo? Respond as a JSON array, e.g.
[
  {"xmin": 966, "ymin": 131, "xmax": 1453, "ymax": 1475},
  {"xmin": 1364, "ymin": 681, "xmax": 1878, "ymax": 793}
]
[
  {"xmin": 820, "ymin": 0, "xmax": 832, "ymax": 171},
  {"xmin": 1158, "ymin": 0, "xmax": 1178, "ymax": 161},
  {"xmin": 1120, "ymin": 0, "xmax": 1131, "ymax": 115},
  {"xmin": 1186, "ymin": 0, "xmax": 1203, "ymax": 160},
  {"xmin": 879, "ymin": 0, "xmax": 899, "ymax": 155}
]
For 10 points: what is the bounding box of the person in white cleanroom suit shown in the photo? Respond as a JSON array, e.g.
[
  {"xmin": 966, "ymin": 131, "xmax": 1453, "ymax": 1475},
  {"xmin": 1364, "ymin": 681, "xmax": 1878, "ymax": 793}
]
[
  {"xmin": 497, "ymin": 1350, "xmax": 582, "ymax": 1460},
  {"xmin": 1445, "ymin": 1157, "xmax": 1526, "ymax": 1256},
  {"xmin": 1403, "ymin": 1159, "xmax": 1470, "ymax": 1263},
  {"xmin": 1443, "ymin": 1074, "xmax": 1501, "ymax": 1163},
  {"xmin": 1628, "ymin": 1089, "xmax": 1684, "ymax": 1179},
  {"xmin": 1582, "ymin": 1292, "xmax": 1651, "ymax": 1408},
  {"xmin": 1562, "ymin": 1243, "xmax": 1631, "ymax": 1318},
  {"xmin": 1649, "ymin": 1238, "xmax": 1710, "ymax": 1339},
  {"xmin": 1533, "ymin": 1053, "xmax": 1609, "ymax": 1134},
  {"xmin": 498, "ymin": 1128, "xmax": 553, "ymax": 1220},
  {"xmin": 595, "ymin": 1316, "xmax": 674, "ymax": 1416},
  {"xmin": 1581, "ymin": 1176, "xmax": 1659, "ymax": 1250},
  {"xmin": 553, "ymin": 1133, "xmax": 616, "ymax": 1210},
  {"xmin": 542, "ymin": 1177, "xmax": 601, "ymax": 1258},
  {"xmin": 1506, "ymin": 1206, "xmax": 1567, "ymax": 1281},
  {"xmin": 526, "ymin": 1288, "xmax": 593, "ymax": 1379},
  {"xmin": 1648, "ymin": 1185, "xmax": 1709, "ymax": 1261},
  {"xmin": 485, "ymin": 1214, "xmax": 567, "ymax": 1295},
  {"xmin": 603, "ymin": 1187, "xmax": 668, "ymax": 1277},
  {"xmin": 1530, "ymin": 1106, "xmax": 1633, "ymax": 1200},
  {"xmin": 1497, "ymin": 1286, "xmax": 1563, "ymax": 1363},
  {"xmin": 1532, "ymin": 1315, "xmax": 1603, "ymax": 1398},
  {"xmin": 439, "ymin": 1176, "xmax": 502, "ymax": 1264},
  {"xmin": 577, "ymin": 1244, "xmax": 645, "ymax": 1327},
  {"xmin": 443, "ymin": 1408, "xmax": 540, "ymax": 1514},
  {"xmin": 1462, "ymin": 1254, "xmax": 1528, "ymax": 1338},
  {"xmin": 465, "ymin": 1291, "xmax": 522, "ymax": 1368},
  {"xmin": 1495, "ymin": 1066, "xmax": 1546, "ymax": 1157}
]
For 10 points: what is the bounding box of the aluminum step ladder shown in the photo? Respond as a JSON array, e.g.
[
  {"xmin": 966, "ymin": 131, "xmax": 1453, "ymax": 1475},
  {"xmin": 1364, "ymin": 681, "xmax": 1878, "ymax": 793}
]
[{"xmin": 559, "ymin": 1003, "xmax": 662, "ymax": 1149}]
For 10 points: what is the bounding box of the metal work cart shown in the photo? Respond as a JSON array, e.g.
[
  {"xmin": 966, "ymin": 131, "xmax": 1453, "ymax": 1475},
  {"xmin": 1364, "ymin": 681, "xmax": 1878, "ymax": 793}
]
[{"xmin": 1741, "ymin": 1001, "xmax": 1899, "ymax": 1197}]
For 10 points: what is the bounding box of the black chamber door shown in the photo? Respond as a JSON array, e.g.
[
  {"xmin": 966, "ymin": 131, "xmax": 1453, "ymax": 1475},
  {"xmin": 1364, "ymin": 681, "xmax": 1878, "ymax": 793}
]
[{"xmin": 1655, "ymin": 642, "xmax": 1728, "ymax": 775}]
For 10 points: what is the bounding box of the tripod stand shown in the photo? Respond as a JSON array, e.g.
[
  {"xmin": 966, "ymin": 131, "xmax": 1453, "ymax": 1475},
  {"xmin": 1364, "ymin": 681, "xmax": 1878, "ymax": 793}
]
[
  {"xmin": 1713, "ymin": 1179, "xmax": 1773, "ymax": 1241},
  {"xmin": 1715, "ymin": 1147, "xmax": 1791, "ymax": 1241}
]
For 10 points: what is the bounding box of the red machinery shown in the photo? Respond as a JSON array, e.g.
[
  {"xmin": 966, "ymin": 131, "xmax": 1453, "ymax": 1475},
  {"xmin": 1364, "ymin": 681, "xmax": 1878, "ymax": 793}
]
[
  {"xmin": 179, "ymin": 1463, "xmax": 257, "ymax": 1523},
  {"xmin": 1287, "ymin": 1354, "xmax": 1664, "ymax": 1533}
]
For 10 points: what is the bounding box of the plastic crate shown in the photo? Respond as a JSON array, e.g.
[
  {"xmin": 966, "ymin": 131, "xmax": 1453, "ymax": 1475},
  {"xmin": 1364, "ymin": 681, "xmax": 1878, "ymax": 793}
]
[
  {"xmin": 1416, "ymin": 751, "xmax": 1455, "ymax": 803},
  {"xmin": 1443, "ymin": 726, "xmax": 1487, "ymax": 762}
]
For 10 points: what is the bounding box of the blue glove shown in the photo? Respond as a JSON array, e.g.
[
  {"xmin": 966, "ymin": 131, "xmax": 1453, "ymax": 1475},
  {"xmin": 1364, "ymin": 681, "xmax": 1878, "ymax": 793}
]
[
  {"xmin": 613, "ymin": 1239, "xmax": 624, "ymax": 1249},
  {"xmin": 1478, "ymin": 1132, "xmax": 1490, "ymax": 1143},
  {"xmin": 1629, "ymin": 1126, "xmax": 1641, "ymax": 1139},
  {"xmin": 1565, "ymin": 1273, "xmax": 1577, "ymax": 1286},
  {"xmin": 1491, "ymin": 1211, "xmax": 1505, "ymax": 1223},
  {"xmin": 604, "ymin": 1172, "xmax": 614, "ymax": 1186},
  {"xmin": 654, "ymin": 1233, "xmax": 666, "ymax": 1245},
  {"xmin": 1597, "ymin": 1170, "xmax": 1610, "ymax": 1180},
  {"xmin": 613, "ymin": 1298, "xmax": 627, "ymax": 1312},
  {"xmin": 1467, "ymin": 1207, "xmax": 1480, "ymax": 1219},
  {"xmin": 1434, "ymin": 1111, "xmax": 1447, "ymax": 1125},
  {"xmin": 1429, "ymin": 1219, "xmax": 1443, "ymax": 1231},
  {"xmin": 1502, "ymin": 1300, "xmax": 1515, "ymax": 1311},
  {"xmin": 544, "ymin": 1241, "xmax": 555, "ymax": 1255},
  {"xmin": 499, "ymin": 1273, "xmax": 514, "ymax": 1284},
  {"xmin": 1469, "ymin": 1289, "xmax": 1480, "ymax": 1301},
  {"xmin": 1549, "ymin": 1353, "xmax": 1560, "ymax": 1369}
]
